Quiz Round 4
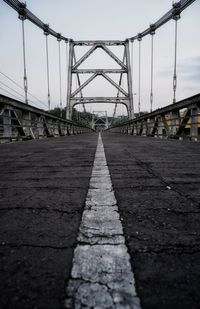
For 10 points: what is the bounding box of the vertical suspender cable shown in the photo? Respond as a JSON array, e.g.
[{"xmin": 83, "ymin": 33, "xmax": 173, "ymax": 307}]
[
  {"xmin": 46, "ymin": 36, "xmax": 50, "ymax": 110},
  {"xmin": 150, "ymin": 34, "xmax": 154, "ymax": 112},
  {"xmin": 138, "ymin": 35, "xmax": 142, "ymax": 115},
  {"xmin": 172, "ymin": 2, "xmax": 181, "ymax": 104},
  {"xmin": 18, "ymin": 2, "xmax": 28, "ymax": 104},
  {"xmin": 44, "ymin": 26, "xmax": 51, "ymax": 110},
  {"xmin": 131, "ymin": 39, "xmax": 134, "ymax": 116},
  {"xmin": 173, "ymin": 18, "xmax": 178, "ymax": 104},
  {"xmin": 57, "ymin": 34, "xmax": 62, "ymax": 117},
  {"xmin": 131, "ymin": 40, "xmax": 134, "ymax": 90},
  {"xmin": 21, "ymin": 18, "xmax": 28, "ymax": 104},
  {"xmin": 65, "ymin": 39, "xmax": 68, "ymax": 109},
  {"xmin": 150, "ymin": 25, "xmax": 155, "ymax": 113}
]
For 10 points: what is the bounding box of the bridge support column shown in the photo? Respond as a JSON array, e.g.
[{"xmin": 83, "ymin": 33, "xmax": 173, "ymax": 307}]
[
  {"xmin": 170, "ymin": 110, "xmax": 180, "ymax": 136},
  {"xmin": 66, "ymin": 40, "xmax": 74, "ymax": 120},
  {"xmin": 22, "ymin": 111, "xmax": 34, "ymax": 138},
  {"xmin": 190, "ymin": 106, "xmax": 199, "ymax": 141},
  {"xmin": 3, "ymin": 109, "xmax": 12, "ymax": 139},
  {"xmin": 125, "ymin": 40, "xmax": 134, "ymax": 119}
]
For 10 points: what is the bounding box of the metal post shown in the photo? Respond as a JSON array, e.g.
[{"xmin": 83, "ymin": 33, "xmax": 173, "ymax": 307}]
[
  {"xmin": 125, "ymin": 40, "xmax": 134, "ymax": 119},
  {"xmin": 66, "ymin": 40, "xmax": 74, "ymax": 119}
]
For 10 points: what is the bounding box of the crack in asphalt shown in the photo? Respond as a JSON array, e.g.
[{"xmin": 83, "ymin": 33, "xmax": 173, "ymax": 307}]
[
  {"xmin": 125, "ymin": 149, "xmax": 200, "ymax": 207},
  {"xmin": 0, "ymin": 242, "xmax": 75, "ymax": 250},
  {"xmin": 0, "ymin": 206, "xmax": 81, "ymax": 215}
]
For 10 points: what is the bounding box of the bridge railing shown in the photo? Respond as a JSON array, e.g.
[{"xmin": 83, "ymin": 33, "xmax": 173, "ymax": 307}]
[
  {"xmin": 107, "ymin": 94, "xmax": 200, "ymax": 141},
  {"xmin": 0, "ymin": 95, "xmax": 92, "ymax": 143}
]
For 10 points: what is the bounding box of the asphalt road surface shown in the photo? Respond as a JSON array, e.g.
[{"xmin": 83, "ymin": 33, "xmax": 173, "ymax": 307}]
[
  {"xmin": 0, "ymin": 133, "xmax": 98, "ymax": 308},
  {"xmin": 102, "ymin": 132, "xmax": 200, "ymax": 309},
  {"xmin": 0, "ymin": 132, "xmax": 200, "ymax": 309}
]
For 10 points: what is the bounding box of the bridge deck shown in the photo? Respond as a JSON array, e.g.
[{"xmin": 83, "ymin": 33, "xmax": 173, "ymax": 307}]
[
  {"xmin": 0, "ymin": 132, "xmax": 200, "ymax": 308},
  {"xmin": 103, "ymin": 133, "xmax": 200, "ymax": 309},
  {"xmin": 0, "ymin": 134, "xmax": 98, "ymax": 308}
]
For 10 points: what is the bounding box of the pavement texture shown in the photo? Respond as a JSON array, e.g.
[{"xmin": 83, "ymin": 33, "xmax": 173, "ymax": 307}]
[
  {"xmin": 0, "ymin": 133, "xmax": 98, "ymax": 309},
  {"xmin": 102, "ymin": 132, "xmax": 200, "ymax": 309},
  {"xmin": 65, "ymin": 134, "xmax": 140, "ymax": 309}
]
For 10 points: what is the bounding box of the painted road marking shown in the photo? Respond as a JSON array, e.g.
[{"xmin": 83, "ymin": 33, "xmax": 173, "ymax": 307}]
[{"xmin": 65, "ymin": 134, "xmax": 141, "ymax": 308}]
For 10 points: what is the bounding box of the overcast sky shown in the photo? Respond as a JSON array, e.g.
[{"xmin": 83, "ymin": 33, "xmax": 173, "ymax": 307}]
[{"xmin": 0, "ymin": 0, "xmax": 199, "ymax": 116}]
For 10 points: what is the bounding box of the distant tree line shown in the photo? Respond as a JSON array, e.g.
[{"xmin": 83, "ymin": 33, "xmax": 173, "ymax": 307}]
[{"xmin": 48, "ymin": 106, "xmax": 149, "ymax": 127}]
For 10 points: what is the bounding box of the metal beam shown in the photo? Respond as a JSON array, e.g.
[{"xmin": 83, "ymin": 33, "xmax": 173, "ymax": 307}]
[
  {"xmin": 125, "ymin": 40, "xmax": 134, "ymax": 118},
  {"xmin": 71, "ymin": 73, "xmax": 98, "ymax": 97},
  {"xmin": 72, "ymin": 69, "xmax": 127, "ymax": 74},
  {"xmin": 66, "ymin": 41, "xmax": 74, "ymax": 119},
  {"xmin": 72, "ymin": 97, "xmax": 128, "ymax": 103},
  {"xmin": 108, "ymin": 93, "xmax": 200, "ymax": 128},
  {"xmin": 101, "ymin": 45, "xmax": 127, "ymax": 69},
  {"xmin": 73, "ymin": 52, "xmax": 83, "ymax": 98},
  {"xmin": 73, "ymin": 40, "xmax": 125, "ymax": 46},
  {"xmin": 0, "ymin": 94, "xmax": 72, "ymax": 123},
  {"xmin": 72, "ymin": 45, "xmax": 98, "ymax": 70},
  {"xmin": 175, "ymin": 107, "xmax": 192, "ymax": 137},
  {"xmin": 101, "ymin": 73, "xmax": 129, "ymax": 97}
]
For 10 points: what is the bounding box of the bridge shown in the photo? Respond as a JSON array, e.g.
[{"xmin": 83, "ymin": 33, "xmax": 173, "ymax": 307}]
[{"xmin": 0, "ymin": 0, "xmax": 200, "ymax": 308}]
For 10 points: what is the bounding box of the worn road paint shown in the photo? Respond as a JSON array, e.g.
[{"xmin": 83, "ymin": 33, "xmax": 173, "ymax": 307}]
[{"xmin": 65, "ymin": 134, "xmax": 141, "ymax": 308}]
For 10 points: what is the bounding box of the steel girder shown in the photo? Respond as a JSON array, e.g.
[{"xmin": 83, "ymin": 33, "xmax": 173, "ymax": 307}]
[{"xmin": 66, "ymin": 40, "xmax": 134, "ymax": 120}]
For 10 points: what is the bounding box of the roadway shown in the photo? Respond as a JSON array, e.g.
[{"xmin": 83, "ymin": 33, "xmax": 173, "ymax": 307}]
[
  {"xmin": 102, "ymin": 132, "xmax": 200, "ymax": 309},
  {"xmin": 0, "ymin": 132, "xmax": 200, "ymax": 308},
  {"xmin": 0, "ymin": 133, "xmax": 98, "ymax": 308}
]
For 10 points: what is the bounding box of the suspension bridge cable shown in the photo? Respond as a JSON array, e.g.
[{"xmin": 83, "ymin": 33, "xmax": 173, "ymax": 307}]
[
  {"xmin": 138, "ymin": 36, "xmax": 142, "ymax": 115},
  {"xmin": 131, "ymin": 39, "xmax": 134, "ymax": 88},
  {"xmin": 128, "ymin": 0, "xmax": 195, "ymax": 41},
  {"xmin": 150, "ymin": 25, "xmax": 155, "ymax": 112},
  {"xmin": 57, "ymin": 35, "xmax": 62, "ymax": 117},
  {"xmin": 130, "ymin": 39, "xmax": 135, "ymax": 117},
  {"xmin": 0, "ymin": 84, "xmax": 47, "ymax": 110},
  {"xmin": 3, "ymin": 0, "xmax": 71, "ymax": 41},
  {"xmin": 20, "ymin": 17, "xmax": 28, "ymax": 104},
  {"xmin": 150, "ymin": 35, "xmax": 154, "ymax": 112},
  {"xmin": 0, "ymin": 71, "xmax": 24, "ymax": 91},
  {"xmin": 44, "ymin": 27, "xmax": 51, "ymax": 110},
  {"xmin": 0, "ymin": 80, "xmax": 25, "ymax": 98},
  {"xmin": 0, "ymin": 71, "xmax": 48, "ymax": 108},
  {"xmin": 65, "ymin": 40, "xmax": 68, "ymax": 110},
  {"xmin": 0, "ymin": 86, "xmax": 23, "ymax": 101},
  {"xmin": 3, "ymin": 0, "xmax": 195, "ymax": 45},
  {"xmin": 173, "ymin": 15, "xmax": 180, "ymax": 104}
]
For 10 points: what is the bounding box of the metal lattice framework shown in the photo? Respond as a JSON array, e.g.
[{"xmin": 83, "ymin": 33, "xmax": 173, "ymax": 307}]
[
  {"xmin": 2, "ymin": 0, "xmax": 197, "ymax": 123},
  {"xmin": 66, "ymin": 40, "xmax": 134, "ymax": 120},
  {"xmin": 91, "ymin": 111, "xmax": 109, "ymax": 130}
]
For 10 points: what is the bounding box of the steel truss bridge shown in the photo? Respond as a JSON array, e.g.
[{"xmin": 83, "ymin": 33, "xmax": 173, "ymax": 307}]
[
  {"xmin": 1, "ymin": 0, "xmax": 198, "ymax": 140},
  {"xmin": 1, "ymin": 1, "xmax": 200, "ymax": 309}
]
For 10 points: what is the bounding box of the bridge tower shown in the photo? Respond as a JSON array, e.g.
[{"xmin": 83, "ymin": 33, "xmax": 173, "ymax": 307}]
[
  {"xmin": 91, "ymin": 111, "xmax": 109, "ymax": 130},
  {"xmin": 66, "ymin": 40, "xmax": 134, "ymax": 120}
]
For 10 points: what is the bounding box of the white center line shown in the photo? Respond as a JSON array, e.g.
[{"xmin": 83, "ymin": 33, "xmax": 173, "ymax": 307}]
[{"xmin": 65, "ymin": 133, "xmax": 141, "ymax": 308}]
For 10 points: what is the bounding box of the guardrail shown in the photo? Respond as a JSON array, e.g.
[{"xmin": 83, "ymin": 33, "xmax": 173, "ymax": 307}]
[
  {"xmin": 0, "ymin": 95, "xmax": 92, "ymax": 143},
  {"xmin": 107, "ymin": 94, "xmax": 200, "ymax": 141}
]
